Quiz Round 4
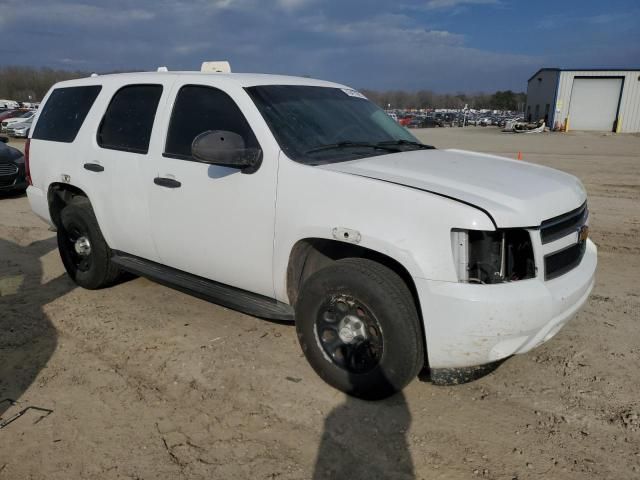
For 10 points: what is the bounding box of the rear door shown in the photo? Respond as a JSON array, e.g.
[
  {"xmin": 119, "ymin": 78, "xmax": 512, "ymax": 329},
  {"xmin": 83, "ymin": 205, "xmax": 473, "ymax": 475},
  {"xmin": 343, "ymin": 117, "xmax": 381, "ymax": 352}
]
[{"xmin": 87, "ymin": 82, "xmax": 172, "ymax": 260}]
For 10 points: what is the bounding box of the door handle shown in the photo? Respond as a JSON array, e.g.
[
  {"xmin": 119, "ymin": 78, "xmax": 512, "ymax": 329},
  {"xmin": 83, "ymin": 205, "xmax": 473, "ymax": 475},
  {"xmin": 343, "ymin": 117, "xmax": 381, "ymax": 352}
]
[
  {"xmin": 154, "ymin": 177, "xmax": 182, "ymax": 188},
  {"xmin": 84, "ymin": 162, "xmax": 104, "ymax": 172}
]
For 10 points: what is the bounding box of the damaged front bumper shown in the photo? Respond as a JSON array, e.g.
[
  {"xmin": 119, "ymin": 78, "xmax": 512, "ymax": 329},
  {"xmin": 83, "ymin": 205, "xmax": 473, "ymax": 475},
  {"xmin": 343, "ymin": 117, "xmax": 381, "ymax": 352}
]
[{"xmin": 416, "ymin": 239, "xmax": 597, "ymax": 371}]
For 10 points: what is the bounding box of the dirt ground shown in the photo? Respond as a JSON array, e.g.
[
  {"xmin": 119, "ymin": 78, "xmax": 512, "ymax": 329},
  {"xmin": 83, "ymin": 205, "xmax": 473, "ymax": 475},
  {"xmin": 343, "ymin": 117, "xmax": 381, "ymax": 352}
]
[{"xmin": 1, "ymin": 128, "xmax": 639, "ymax": 479}]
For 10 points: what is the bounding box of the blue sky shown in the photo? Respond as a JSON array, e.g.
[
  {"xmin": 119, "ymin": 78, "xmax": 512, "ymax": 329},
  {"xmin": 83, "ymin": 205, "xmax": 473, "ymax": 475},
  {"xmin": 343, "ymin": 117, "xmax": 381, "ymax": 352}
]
[{"xmin": 1, "ymin": 0, "xmax": 638, "ymax": 92}]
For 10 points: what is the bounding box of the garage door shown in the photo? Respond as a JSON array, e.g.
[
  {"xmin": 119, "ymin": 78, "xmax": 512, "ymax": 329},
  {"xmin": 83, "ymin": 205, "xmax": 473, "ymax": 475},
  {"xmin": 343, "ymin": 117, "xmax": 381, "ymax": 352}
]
[{"xmin": 568, "ymin": 78, "xmax": 622, "ymax": 131}]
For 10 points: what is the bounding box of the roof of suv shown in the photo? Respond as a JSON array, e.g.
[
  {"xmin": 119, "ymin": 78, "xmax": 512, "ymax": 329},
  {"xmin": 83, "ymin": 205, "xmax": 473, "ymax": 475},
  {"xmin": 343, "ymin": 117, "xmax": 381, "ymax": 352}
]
[{"xmin": 52, "ymin": 71, "xmax": 347, "ymax": 90}]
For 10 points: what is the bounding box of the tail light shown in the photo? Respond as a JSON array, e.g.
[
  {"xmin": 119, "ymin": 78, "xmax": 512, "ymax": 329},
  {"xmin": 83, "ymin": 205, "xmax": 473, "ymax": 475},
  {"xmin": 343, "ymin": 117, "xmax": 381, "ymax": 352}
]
[{"xmin": 25, "ymin": 138, "xmax": 32, "ymax": 186}]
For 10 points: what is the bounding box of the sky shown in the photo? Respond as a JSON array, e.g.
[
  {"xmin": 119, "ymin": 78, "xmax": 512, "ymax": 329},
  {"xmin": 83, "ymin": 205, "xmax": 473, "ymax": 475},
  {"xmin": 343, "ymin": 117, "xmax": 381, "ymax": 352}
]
[{"xmin": 1, "ymin": 0, "xmax": 638, "ymax": 92}]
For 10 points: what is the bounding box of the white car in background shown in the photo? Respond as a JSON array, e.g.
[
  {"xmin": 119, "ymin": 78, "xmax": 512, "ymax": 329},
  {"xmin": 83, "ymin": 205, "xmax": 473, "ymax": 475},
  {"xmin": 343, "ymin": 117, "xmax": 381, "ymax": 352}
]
[
  {"xmin": 1, "ymin": 110, "xmax": 36, "ymax": 132},
  {"xmin": 25, "ymin": 64, "xmax": 596, "ymax": 399},
  {"xmin": 7, "ymin": 117, "xmax": 33, "ymax": 138}
]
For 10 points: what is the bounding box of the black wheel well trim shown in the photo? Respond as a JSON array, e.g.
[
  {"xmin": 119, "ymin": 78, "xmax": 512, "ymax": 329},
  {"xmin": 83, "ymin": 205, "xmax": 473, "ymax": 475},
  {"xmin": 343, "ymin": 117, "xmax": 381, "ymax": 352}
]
[
  {"xmin": 47, "ymin": 183, "xmax": 90, "ymax": 229},
  {"xmin": 286, "ymin": 238, "xmax": 428, "ymax": 367}
]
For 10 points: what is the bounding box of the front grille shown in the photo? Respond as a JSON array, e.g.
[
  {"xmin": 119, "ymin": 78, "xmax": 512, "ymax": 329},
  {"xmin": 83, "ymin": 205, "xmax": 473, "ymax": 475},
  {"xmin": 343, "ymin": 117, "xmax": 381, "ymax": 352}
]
[
  {"xmin": 545, "ymin": 241, "xmax": 587, "ymax": 281},
  {"xmin": 0, "ymin": 163, "xmax": 18, "ymax": 176},
  {"xmin": 0, "ymin": 162, "xmax": 18, "ymax": 187},
  {"xmin": 540, "ymin": 202, "xmax": 588, "ymax": 244}
]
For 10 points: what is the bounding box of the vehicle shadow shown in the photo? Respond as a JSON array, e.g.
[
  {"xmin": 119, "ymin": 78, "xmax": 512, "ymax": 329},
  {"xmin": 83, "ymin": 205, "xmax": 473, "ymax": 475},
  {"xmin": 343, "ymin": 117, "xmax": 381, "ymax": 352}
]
[
  {"xmin": 0, "ymin": 236, "xmax": 75, "ymax": 416},
  {"xmin": 313, "ymin": 376, "xmax": 415, "ymax": 479},
  {"xmin": 0, "ymin": 190, "xmax": 27, "ymax": 200}
]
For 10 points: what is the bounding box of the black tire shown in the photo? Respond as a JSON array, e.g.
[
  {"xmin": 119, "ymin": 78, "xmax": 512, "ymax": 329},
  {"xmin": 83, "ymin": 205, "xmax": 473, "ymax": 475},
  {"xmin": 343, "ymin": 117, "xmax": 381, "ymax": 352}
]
[
  {"xmin": 57, "ymin": 197, "xmax": 121, "ymax": 289},
  {"xmin": 295, "ymin": 258, "xmax": 424, "ymax": 400}
]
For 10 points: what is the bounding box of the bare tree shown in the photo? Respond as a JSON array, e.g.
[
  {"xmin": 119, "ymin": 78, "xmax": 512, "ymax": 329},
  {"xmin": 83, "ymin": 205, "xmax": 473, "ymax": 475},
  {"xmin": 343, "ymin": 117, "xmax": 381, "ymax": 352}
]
[{"xmin": 0, "ymin": 66, "xmax": 88, "ymax": 101}]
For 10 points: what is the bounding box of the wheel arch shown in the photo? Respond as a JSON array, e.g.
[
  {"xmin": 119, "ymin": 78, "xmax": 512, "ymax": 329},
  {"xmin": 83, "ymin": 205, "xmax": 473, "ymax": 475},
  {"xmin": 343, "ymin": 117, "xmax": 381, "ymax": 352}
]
[
  {"xmin": 47, "ymin": 183, "xmax": 91, "ymax": 229},
  {"xmin": 286, "ymin": 237, "xmax": 427, "ymax": 365}
]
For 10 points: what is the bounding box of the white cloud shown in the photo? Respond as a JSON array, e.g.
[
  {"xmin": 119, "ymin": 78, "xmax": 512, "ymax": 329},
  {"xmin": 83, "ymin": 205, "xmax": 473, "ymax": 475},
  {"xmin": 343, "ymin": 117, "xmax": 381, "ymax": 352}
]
[
  {"xmin": 172, "ymin": 42, "xmax": 212, "ymax": 55},
  {"xmin": 424, "ymin": 0, "xmax": 499, "ymax": 9},
  {"xmin": 277, "ymin": 0, "xmax": 314, "ymax": 10},
  {"xmin": 1, "ymin": 2, "xmax": 156, "ymax": 25},
  {"xmin": 301, "ymin": 13, "xmax": 465, "ymax": 46}
]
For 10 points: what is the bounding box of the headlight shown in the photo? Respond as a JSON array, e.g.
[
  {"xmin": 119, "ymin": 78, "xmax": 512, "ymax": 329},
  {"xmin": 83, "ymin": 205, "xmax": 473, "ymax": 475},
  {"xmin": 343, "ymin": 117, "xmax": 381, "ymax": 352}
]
[{"xmin": 451, "ymin": 229, "xmax": 536, "ymax": 284}]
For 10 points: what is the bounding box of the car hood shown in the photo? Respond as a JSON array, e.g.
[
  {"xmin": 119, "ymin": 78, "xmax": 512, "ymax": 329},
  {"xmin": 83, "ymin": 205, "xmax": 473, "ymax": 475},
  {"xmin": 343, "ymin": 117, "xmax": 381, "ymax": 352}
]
[
  {"xmin": 0, "ymin": 142, "xmax": 24, "ymax": 163},
  {"xmin": 318, "ymin": 149, "xmax": 586, "ymax": 227}
]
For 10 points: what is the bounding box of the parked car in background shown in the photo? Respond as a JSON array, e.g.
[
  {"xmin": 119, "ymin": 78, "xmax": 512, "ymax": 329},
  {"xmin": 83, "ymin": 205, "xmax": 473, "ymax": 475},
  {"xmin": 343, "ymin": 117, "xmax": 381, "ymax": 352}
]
[
  {"xmin": 0, "ymin": 99, "xmax": 20, "ymax": 109},
  {"xmin": 0, "ymin": 109, "xmax": 27, "ymax": 123},
  {"xmin": 1, "ymin": 110, "xmax": 36, "ymax": 132},
  {"xmin": 7, "ymin": 117, "xmax": 33, "ymax": 138},
  {"xmin": 0, "ymin": 136, "xmax": 27, "ymax": 193},
  {"xmin": 421, "ymin": 117, "xmax": 438, "ymax": 128},
  {"xmin": 479, "ymin": 117, "xmax": 493, "ymax": 127}
]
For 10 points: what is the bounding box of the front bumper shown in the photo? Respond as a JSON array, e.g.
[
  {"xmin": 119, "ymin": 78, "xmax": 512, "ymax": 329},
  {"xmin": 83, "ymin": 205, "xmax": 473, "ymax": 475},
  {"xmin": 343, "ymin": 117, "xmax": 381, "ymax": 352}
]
[
  {"xmin": 0, "ymin": 163, "xmax": 27, "ymax": 192},
  {"xmin": 416, "ymin": 239, "xmax": 597, "ymax": 369}
]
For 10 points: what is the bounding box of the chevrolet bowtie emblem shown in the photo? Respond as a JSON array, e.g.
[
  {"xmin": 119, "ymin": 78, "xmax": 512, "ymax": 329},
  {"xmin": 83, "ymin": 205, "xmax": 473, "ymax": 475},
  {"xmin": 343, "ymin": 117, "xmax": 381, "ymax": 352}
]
[{"xmin": 578, "ymin": 225, "xmax": 589, "ymax": 242}]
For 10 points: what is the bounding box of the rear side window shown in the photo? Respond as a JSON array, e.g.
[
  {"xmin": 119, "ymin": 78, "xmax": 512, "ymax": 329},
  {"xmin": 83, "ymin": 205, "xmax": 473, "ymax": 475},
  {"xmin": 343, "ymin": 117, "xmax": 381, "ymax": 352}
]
[
  {"xmin": 97, "ymin": 84, "xmax": 163, "ymax": 154},
  {"xmin": 32, "ymin": 86, "xmax": 101, "ymax": 142},
  {"xmin": 164, "ymin": 85, "xmax": 259, "ymax": 159}
]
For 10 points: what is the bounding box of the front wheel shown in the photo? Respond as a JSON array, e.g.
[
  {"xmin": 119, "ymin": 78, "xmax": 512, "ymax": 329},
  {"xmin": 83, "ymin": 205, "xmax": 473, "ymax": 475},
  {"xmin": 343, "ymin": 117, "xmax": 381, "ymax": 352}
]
[
  {"xmin": 57, "ymin": 197, "xmax": 121, "ymax": 289},
  {"xmin": 295, "ymin": 258, "xmax": 425, "ymax": 400}
]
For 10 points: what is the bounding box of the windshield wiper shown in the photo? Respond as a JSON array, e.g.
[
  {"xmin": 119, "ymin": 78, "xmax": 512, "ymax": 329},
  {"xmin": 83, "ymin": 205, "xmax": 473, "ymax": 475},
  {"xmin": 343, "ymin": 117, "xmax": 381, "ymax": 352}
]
[
  {"xmin": 376, "ymin": 140, "xmax": 436, "ymax": 150},
  {"xmin": 305, "ymin": 141, "xmax": 401, "ymax": 154}
]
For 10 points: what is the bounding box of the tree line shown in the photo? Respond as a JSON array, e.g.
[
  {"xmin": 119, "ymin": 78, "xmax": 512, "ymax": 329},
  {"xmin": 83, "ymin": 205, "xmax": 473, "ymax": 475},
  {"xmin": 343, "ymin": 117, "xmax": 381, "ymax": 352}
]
[
  {"xmin": 0, "ymin": 66, "xmax": 526, "ymax": 111},
  {"xmin": 0, "ymin": 66, "xmax": 89, "ymax": 102}
]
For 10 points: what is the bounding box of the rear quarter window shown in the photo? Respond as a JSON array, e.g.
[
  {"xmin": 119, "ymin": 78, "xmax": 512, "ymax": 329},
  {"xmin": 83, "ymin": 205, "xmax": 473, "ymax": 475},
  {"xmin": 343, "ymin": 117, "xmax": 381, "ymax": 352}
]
[{"xmin": 32, "ymin": 85, "xmax": 102, "ymax": 143}]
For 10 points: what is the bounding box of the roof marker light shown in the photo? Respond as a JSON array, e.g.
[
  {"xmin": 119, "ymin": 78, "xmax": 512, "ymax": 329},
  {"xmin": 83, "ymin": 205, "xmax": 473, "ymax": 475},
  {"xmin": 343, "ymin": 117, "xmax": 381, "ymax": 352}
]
[{"xmin": 200, "ymin": 61, "xmax": 231, "ymax": 73}]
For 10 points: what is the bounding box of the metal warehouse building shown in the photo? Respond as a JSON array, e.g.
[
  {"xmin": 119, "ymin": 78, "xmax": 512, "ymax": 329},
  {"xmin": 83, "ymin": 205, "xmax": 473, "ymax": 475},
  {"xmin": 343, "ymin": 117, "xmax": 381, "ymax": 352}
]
[{"xmin": 525, "ymin": 68, "xmax": 640, "ymax": 133}]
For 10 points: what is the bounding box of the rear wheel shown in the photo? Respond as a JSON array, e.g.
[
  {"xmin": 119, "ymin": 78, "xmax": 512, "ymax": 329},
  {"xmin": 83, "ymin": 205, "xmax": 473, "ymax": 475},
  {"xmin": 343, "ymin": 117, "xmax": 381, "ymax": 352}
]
[
  {"xmin": 295, "ymin": 258, "xmax": 424, "ymax": 400},
  {"xmin": 57, "ymin": 197, "xmax": 121, "ymax": 289}
]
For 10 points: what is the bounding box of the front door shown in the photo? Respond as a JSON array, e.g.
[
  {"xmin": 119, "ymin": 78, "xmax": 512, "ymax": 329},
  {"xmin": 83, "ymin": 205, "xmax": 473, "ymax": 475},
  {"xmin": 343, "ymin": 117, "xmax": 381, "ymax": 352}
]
[{"xmin": 146, "ymin": 83, "xmax": 278, "ymax": 298}]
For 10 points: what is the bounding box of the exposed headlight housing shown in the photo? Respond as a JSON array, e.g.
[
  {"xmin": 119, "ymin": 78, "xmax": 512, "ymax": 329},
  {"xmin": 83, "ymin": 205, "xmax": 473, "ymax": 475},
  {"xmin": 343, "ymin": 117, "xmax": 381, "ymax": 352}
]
[{"xmin": 451, "ymin": 229, "xmax": 536, "ymax": 284}]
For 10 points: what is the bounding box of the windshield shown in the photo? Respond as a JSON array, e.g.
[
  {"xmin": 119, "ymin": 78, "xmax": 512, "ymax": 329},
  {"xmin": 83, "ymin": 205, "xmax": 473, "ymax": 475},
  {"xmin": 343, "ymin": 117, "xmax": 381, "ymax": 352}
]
[
  {"xmin": 246, "ymin": 85, "xmax": 429, "ymax": 165},
  {"xmin": 18, "ymin": 111, "xmax": 33, "ymax": 118}
]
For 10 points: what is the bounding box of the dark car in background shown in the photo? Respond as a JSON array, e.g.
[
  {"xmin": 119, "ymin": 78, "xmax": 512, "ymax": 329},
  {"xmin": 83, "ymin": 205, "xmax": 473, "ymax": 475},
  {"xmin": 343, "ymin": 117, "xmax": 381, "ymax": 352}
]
[
  {"xmin": 0, "ymin": 109, "xmax": 28, "ymax": 123},
  {"xmin": 0, "ymin": 136, "xmax": 27, "ymax": 194}
]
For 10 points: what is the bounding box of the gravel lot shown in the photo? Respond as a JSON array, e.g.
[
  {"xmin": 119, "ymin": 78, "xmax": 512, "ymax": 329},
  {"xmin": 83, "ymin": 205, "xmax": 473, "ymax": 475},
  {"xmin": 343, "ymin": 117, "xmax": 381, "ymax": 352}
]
[{"xmin": 1, "ymin": 128, "xmax": 639, "ymax": 479}]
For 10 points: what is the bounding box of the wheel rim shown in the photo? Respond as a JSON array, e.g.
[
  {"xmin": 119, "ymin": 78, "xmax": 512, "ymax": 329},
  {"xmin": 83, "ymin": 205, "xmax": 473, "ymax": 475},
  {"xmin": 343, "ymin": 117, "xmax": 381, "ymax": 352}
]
[
  {"xmin": 315, "ymin": 294, "xmax": 384, "ymax": 374},
  {"xmin": 63, "ymin": 222, "xmax": 93, "ymax": 272}
]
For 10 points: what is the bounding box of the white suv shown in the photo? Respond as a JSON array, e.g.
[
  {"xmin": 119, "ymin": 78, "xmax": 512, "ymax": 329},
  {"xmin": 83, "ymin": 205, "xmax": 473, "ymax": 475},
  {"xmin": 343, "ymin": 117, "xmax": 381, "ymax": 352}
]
[{"xmin": 26, "ymin": 66, "xmax": 597, "ymax": 399}]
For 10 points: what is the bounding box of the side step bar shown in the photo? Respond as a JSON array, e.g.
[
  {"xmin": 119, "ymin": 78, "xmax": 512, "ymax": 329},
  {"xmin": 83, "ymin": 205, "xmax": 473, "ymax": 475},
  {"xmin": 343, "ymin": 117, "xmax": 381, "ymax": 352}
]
[{"xmin": 111, "ymin": 251, "xmax": 295, "ymax": 321}]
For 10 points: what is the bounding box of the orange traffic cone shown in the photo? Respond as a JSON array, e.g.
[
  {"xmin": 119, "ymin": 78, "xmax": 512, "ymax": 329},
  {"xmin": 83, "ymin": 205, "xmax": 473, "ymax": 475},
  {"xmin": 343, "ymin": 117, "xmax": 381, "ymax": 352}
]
[{"xmin": 517, "ymin": 151, "xmax": 522, "ymax": 160}]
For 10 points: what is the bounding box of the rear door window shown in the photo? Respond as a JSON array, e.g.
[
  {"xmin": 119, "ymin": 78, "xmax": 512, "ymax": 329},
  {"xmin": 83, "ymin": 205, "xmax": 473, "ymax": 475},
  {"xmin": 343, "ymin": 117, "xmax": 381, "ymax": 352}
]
[
  {"xmin": 97, "ymin": 84, "xmax": 163, "ymax": 154},
  {"xmin": 164, "ymin": 85, "xmax": 259, "ymax": 159},
  {"xmin": 32, "ymin": 85, "xmax": 102, "ymax": 142}
]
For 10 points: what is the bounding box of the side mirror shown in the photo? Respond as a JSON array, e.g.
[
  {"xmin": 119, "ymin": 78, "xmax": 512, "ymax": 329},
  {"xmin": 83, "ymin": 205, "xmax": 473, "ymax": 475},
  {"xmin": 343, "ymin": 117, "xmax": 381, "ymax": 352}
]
[{"xmin": 191, "ymin": 130, "xmax": 262, "ymax": 173}]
